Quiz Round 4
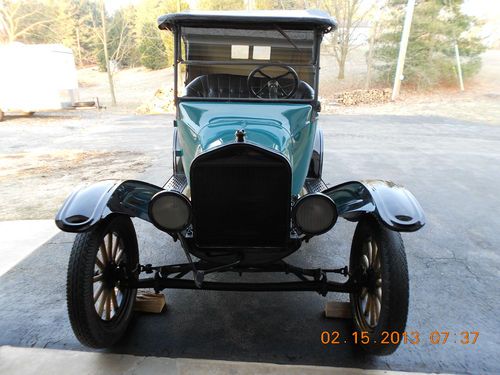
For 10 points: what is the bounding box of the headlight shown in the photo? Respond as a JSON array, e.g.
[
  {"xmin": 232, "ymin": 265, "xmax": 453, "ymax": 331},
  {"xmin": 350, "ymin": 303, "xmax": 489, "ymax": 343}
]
[
  {"xmin": 149, "ymin": 191, "xmax": 191, "ymax": 232},
  {"xmin": 292, "ymin": 193, "xmax": 337, "ymax": 235}
]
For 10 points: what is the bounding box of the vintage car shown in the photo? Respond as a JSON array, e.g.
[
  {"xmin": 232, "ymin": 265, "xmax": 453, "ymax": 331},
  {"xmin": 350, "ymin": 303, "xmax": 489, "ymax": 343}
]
[{"xmin": 55, "ymin": 10, "xmax": 425, "ymax": 355}]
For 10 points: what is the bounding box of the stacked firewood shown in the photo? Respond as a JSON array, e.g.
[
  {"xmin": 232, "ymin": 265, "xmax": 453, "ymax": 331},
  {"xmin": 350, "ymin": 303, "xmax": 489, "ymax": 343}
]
[
  {"xmin": 333, "ymin": 88, "xmax": 392, "ymax": 106},
  {"xmin": 136, "ymin": 87, "xmax": 393, "ymax": 113},
  {"xmin": 136, "ymin": 87, "xmax": 175, "ymax": 114}
]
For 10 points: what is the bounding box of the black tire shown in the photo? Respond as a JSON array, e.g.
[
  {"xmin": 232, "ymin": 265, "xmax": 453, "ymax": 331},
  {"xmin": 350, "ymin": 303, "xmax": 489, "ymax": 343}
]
[
  {"xmin": 67, "ymin": 215, "xmax": 139, "ymax": 348},
  {"xmin": 349, "ymin": 216, "xmax": 409, "ymax": 356}
]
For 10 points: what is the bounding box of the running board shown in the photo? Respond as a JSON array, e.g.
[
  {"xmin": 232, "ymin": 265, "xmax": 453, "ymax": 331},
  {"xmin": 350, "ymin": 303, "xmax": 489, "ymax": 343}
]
[
  {"xmin": 163, "ymin": 174, "xmax": 187, "ymax": 192},
  {"xmin": 305, "ymin": 178, "xmax": 328, "ymax": 194}
]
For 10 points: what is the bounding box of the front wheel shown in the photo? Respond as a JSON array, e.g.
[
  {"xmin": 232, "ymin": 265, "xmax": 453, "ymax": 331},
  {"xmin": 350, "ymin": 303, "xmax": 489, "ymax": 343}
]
[
  {"xmin": 66, "ymin": 215, "xmax": 139, "ymax": 348},
  {"xmin": 349, "ymin": 216, "xmax": 409, "ymax": 355}
]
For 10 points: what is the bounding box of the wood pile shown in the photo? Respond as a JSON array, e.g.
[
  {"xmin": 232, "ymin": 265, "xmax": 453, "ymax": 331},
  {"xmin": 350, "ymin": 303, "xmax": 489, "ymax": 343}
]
[
  {"xmin": 136, "ymin": 87, "xmax": 392, "ymax": 113},
  {"xmin": 333, "ymin": 88, "xmax": 392, "ymax": 106},
  {"xmin": 136, "ymin": 86, "xmax": 175, "ymax": 114}
]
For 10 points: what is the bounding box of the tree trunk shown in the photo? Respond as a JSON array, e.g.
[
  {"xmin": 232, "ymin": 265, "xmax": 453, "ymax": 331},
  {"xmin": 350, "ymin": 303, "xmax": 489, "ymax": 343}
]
[
  {"xmin": 75, "ymin": 26, "xmax": 83, "ymax": 67},
  {"xmin": 100, "ymin": 0, "xmax": 117, "ymax": 106},
  {"xmin": 365, "ymin": 22, "xmax": 378, "ymax": 89},
  {"xmin": 338, "ymin": 60, "xmax": 346, "ymax": 80}
]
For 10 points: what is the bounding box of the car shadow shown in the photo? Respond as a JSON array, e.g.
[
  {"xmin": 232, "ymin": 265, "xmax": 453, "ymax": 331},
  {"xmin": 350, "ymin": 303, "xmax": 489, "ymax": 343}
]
[{"xmin": 0, "ymin": 229, "xmax": 381, "ymax": 370}]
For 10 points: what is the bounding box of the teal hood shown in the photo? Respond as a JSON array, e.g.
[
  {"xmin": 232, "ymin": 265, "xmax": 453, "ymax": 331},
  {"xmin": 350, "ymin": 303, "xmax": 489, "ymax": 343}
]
[{"xmin": 177, "ymin": 101, "xmax": 317, "ymax": 195}]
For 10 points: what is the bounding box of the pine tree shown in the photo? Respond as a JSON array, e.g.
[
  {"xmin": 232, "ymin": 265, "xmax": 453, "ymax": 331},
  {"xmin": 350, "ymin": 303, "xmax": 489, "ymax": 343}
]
[
  {"xmin": 135, "ymin": 0, "xmax": 190, "ymax": 69},
  {"xmin": 374, "ymin": 0, "xmax": 485, "ymax": 89},
  {"xmin": 138, "ymin": 22, "xmax": 168, "ymax": 70}
]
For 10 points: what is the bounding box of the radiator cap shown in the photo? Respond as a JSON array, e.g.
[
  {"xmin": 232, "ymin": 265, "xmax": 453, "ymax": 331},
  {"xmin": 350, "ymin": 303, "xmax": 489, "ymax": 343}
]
[{"xmin": 235, "ymin": 129, "xmax": 246, "ymax": 142}]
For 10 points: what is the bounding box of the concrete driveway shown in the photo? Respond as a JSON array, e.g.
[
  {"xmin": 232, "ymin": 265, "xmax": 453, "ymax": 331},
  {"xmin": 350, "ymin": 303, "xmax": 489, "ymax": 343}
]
[{"xmin": 0, "ymin": 111, "xmax": 499, "ymax": 374}]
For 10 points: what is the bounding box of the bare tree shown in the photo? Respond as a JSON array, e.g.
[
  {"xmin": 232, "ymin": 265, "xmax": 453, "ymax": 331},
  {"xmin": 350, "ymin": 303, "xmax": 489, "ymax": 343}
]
[
  {"xmin": 100, "ymin": 0, "xmax": 116, "ymax": 106},
  {"xmin": 109, "ymin": 14, "xmax": 135, "ymax": 67},
  {"xmin": 89, "ymin": 1, "xmax": 117, "ymax": 105},
  {"xmin": 89, "ymin": 2, "xmax": 138, "ymax": 105},
  {"xmin": 362, "ymin": 1, "xmax": 386, "ymax": 89},
  {"xmin": 322, "ymin": 0, "xmax": 369, "ymax": 79},
  {"xmin": 0, "ymin": 0, "xmax": 52, "ymax": 42},
  {"xmin": 365, "ymin": 21, "xmax": 379, "ymax": 88}
]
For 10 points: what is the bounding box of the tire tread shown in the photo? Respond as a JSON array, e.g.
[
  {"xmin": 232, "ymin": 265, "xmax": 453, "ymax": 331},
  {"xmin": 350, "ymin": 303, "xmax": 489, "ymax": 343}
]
[
  {"xmin": 66, "ymin": 216, "xmax": 138, "ymax": 348},
  {"xmin": 67, "ymin": 231, "xmax": 102, "ymax": 347},
  {"xmin": 350, "ymin": 216, "xmax": 409, "ymax": 356}
]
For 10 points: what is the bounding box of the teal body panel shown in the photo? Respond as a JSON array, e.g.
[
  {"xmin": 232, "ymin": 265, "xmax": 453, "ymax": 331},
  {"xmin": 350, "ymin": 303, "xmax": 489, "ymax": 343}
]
[{"xmin": 177, "ymin": 101, "xmax": 317, "ymax": 196}]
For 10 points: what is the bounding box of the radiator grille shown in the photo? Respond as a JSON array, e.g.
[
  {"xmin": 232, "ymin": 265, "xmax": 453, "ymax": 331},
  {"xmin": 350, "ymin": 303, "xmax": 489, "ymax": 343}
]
[{"xmin": 190, "ymin": 143, "xmax": 291, "ymax": 248}]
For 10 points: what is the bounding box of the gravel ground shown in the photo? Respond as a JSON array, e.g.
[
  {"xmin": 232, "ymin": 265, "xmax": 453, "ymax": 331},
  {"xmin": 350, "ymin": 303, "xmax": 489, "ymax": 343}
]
[
  {"xmin": 0, "ymin": 110, "xmax": 165, "ymax": 220},
  {"xmin": 1, "ymin": 69, "xmax": 499, "ymax": 220},
  {"xmin": 74, "ymin": 50, "xmax": 500, "ymax": 125}
]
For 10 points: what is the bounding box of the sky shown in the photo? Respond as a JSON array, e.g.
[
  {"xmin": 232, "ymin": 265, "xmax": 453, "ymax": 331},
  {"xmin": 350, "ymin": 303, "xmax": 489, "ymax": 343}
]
[
  {"xmin": 105, "ymin": 0, "xmax": 138, "ymax": 14},
  {"xmin": 104, "ymin": 0, "xmax": 500, "ymax": 21},
  {"xmin": 462, "ymin": 0, "xmax": 500, "ymax": 19}
]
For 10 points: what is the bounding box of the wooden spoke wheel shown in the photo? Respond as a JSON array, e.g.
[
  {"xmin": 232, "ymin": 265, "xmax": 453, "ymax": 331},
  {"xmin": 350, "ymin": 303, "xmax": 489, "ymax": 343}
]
[
  {"xmin": 350, "ymin": 217, "xmax": 409, "ymax": 356},
  {"xmin": 92, "ymin": 231, "xmax": 127, "ymax": 321},
  {"xmin": 67, "ymin": 215, "xmax": 139, "ymax": 348}
]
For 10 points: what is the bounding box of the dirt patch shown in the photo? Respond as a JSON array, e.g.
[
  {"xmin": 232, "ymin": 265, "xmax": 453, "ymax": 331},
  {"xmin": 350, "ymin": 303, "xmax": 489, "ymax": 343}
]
[
  {"xmin": 77, "ymin": 66, "xmax": 174, "ymax": 111},
  {"xmin": 327, "ymin": 89, "xmax": 500, "ymax": 125},
  {"xmin": 0, "ymin": 150, "xmax": 151, "ymax": 220}
]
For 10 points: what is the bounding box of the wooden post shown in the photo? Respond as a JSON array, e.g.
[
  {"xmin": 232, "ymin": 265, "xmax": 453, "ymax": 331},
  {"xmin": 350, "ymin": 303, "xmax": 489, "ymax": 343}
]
[
  {"xmin": 454, "ymin": 42, "xmax": 464, "ymax": 91},
  {"xmin": 391, "ymin": 0, "xmax": 416, "ymax": 101},
  {"xmin": 445, "ymin": 0, "xmax": 464, "ymax": 91},
  {"xmin": 100, "ymin": 0, "xmax": 117, "ymax": 106}
]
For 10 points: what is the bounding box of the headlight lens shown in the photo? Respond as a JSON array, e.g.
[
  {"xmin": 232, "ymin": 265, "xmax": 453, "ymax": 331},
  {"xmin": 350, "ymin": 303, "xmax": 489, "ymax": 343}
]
[
  {"xmin": 293, "ymin": 193, "xmax": 337, "ymax": 235},
  {"xmin": 149, "ymin": 191, "xmax": 191, "ymax": 232}
]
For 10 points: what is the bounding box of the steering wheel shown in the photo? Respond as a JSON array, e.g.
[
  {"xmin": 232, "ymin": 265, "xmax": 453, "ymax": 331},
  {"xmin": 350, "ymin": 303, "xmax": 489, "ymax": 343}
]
[{"xmin": 247, "ymin": 64, "xmax": 299, "ymax": 99}]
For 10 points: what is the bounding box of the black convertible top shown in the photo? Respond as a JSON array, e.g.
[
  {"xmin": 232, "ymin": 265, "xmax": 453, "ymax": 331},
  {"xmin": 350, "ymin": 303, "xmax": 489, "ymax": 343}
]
[{"xmin": 157, "ymin": 10, "xmax": 337, "ymax": 33}]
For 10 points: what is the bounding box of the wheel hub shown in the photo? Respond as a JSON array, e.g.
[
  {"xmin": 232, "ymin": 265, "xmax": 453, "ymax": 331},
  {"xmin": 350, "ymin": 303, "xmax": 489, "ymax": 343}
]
[
  {"xmin": 92, "ymin": 231, "xmax": 127, "ymax": 321},
  {"xmin": 365, "ymin": 268, "xmax": 380, "ymax": 294},
  {"xmin": 102, "ymin": 262, "xmax": 119, "ymax": 289}
]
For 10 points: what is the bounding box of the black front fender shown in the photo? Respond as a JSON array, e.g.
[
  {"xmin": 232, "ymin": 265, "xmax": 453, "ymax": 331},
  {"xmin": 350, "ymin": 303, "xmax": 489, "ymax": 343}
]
[
  {"xmin": 55, "ymin": 180, "xmax": 163, "ymax": 232},
  {"xmin": 323, "ymin": 180, "xmax": 425, "ymax": 232}
]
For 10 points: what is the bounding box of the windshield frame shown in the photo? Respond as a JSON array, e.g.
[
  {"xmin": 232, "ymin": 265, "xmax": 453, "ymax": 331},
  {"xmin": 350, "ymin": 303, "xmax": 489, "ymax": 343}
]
[{"xmin": 172, "ymin": 25, "xmax": 323, "ymax": 108}]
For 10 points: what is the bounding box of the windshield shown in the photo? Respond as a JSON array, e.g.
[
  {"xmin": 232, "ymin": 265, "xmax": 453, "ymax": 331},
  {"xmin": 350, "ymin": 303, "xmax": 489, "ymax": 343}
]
[{"xmin": 178, "ymin": 26, "xmax": 318, "ymax": 101}]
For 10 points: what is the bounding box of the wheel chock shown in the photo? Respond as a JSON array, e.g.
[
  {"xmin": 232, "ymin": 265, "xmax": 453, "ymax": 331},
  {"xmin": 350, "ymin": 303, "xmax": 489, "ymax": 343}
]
[
  {"xmin": 134, "ymin": 292, "xmax": 167, "ymax": 313},
  {"xmin": 324, "ymin": 301, "xmax": 351, "ymax": 319}
]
